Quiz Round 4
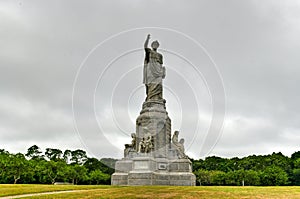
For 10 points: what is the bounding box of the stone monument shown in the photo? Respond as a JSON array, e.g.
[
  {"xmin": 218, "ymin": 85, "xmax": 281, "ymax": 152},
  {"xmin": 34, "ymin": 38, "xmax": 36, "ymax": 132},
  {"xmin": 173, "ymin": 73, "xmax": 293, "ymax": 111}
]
[{"xmin": 111, "ymin": 34, "xmax": 196, "ymax": 186}]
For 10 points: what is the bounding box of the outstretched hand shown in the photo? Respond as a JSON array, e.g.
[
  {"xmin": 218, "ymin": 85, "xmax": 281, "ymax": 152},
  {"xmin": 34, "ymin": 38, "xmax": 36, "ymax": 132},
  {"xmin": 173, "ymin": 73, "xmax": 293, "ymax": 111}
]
[{"xmin": 144, "ymin": 34, "xmax": 151, "ymax": 48}]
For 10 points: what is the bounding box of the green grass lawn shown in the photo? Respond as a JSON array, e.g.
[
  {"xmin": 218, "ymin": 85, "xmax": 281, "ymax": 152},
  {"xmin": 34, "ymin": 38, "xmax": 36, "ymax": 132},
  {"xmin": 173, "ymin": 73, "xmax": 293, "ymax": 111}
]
[
  {"xmin": 0, "ymin": 184, "xmax": 104, "ymax": 197},
  {"xmin": 1, "ymin": 185, "xmax": 300, "ymax": 199}
]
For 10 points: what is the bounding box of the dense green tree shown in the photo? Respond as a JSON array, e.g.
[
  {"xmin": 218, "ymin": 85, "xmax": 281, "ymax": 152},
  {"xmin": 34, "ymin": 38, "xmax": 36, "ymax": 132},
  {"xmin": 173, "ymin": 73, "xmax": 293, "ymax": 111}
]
[
  {"xmin": 291, "ymin": 151, "xmax": 300, "ymax": 160},
  {"xmin": 239, "ymin": 155, "xmax": 265, "ymax": 171},
  {"xmin": 89, "ymin": 170, "xmax": 110, "ymax": 185},
  {"xmin": 84, "ymin": 158, "xmax": 102, "ymax": 172},
  {"xmin": 63, "ymin": 149, "xmax": 72, "ymax": 163},
  {"xmin": 44, "ymin": 160, "xmax": 66, "ymax": 184},
  {"xmin": 224, "ymin": 171, "xmax": 236, "ymax": 185},
  {"xmin": 82, "ymin": 158, "xmax": 114, "ymax": 184},
  {"xmin": 194, "ymin": 169, "xmax": 211, "ymax": 185},
  {"xmin": 225, "ymin": 170, "xmax": 260, "ymax": 186},
  {"xmin": 1, "ymin": 147, "xmax": 300, "ymax": 185},
  {"xmin": 25, "ymin": 145, "xmax": 43, "ymax": 159},
  {"xmin": 224, "ymin": 157, "xmax": 241, "ymax": 171},
  {"xmin": 65, "ymin": 164, "xmax": 88, "ymax": 184},
  {"xmin": 0, "ymin": 148, "xmax": 115, "ymax": 185},
  {"xmin": 7, "ymin": 153, "xmax": 27, "ymax": 184},
  {"xmin": 260, "ymin": 166, "xmax": 288, "ymax": 186},
  {"xmin": 267, "ymin": 152, "xmax": 291, "ymax": 172},
  {"xmin": 45, "ymin": 148, "xmax": 63, "ymax": 161},
  {"xmin": 192, "ymin": 159, "xmax": 204, "ymax": 171},
  {"xmin": 292, "ymin": 169, "xmax": 300, "ymax": 185},
  {"xmin": 100, "ymin": 158, "xmax": 116, "ymax": 174},
  {"xmin": 27, "ymin": 158, "xmax": 47, "ymax": 184},
  {"xmin": 293, "ymin": 158, "xmax": 300, "ymax": 168},
  {"xmin": 243, "ymin": 170, "xmax": 260, "ymax": 186},
  {"xmin": 203, "ymin": 156, "xmax": 227, "ymax": 172},
  {"xmin": 210, "ymin": 170, "xmax": 226, "ymax": 185},
  {"xmin": 71, "ymin": 149, "xmax": 87, "ymax": 165},
  {"xmin": 0, "ymin": 150, "xmax": 9, "ymax": 176},
  {"xmin": 0, "ymin": 150, "xmax": 10, "ymax": 183}
]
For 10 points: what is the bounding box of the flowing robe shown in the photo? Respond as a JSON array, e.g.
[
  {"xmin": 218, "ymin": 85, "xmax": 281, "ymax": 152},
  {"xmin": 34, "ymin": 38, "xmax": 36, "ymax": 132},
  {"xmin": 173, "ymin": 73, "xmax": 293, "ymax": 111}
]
[{"xmin": 143, "ymin": 48, "xmax": 165, "ymax": 100}]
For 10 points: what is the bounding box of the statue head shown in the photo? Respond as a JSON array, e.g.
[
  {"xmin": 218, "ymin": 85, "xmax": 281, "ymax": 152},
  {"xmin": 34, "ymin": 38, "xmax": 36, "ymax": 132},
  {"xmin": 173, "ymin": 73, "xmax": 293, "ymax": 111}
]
[
  {"xmin": 151, "ymin": 40, "xmax": 160, "ymax": 50},
  {"xmin": 174, "ymin": 131, "xmax": 179, "ymax": 136},
  {"xmin": 179, "ymin": 138, "xmax": 184, "ymax": 144},
  {"xmin": 131, "ymin": 133, "xmax": 136, "ymax": 138}
]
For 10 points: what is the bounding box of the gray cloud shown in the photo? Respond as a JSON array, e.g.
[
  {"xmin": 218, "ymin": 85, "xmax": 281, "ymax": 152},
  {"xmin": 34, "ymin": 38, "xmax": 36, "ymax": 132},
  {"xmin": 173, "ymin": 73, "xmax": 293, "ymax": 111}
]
[{"xmin": 0, "ymin": 0, "xmax": 299, "ymax": 159}]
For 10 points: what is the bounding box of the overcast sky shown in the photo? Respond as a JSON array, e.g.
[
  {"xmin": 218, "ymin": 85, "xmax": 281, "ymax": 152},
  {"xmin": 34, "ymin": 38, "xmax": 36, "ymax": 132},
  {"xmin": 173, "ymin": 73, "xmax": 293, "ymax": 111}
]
[{"xmin": 1, "ymin": 0, "xmax": 300, "ymax": 159}]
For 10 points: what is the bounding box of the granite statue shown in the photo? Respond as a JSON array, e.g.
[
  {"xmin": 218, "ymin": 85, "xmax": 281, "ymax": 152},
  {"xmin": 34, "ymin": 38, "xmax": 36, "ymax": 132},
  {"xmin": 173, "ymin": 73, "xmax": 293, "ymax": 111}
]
[
  {"xmin": 143, "ymin": 34, "xmax": 165, "ymax": 101},
  {"xmin": 124, "ymin": 133, "xmax": 136, "ymax": 158},
  {"xmin": 172, "ymin": 131, "xmax": 188, "ymax": 159},
  {"xmin": 111, "ymin": 34, "xmax": 196, "ymax": 186},
  {"xmin": 138, "ymin": 133, "xmax": 154, "ymax": 153}
]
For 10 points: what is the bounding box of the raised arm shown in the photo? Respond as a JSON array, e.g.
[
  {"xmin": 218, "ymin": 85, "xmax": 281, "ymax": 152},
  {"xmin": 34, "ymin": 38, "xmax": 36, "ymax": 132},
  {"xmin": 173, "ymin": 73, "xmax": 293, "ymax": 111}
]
[{"xmin": 144, "ymin": 34, "xmax": 150, "ymax": 49}]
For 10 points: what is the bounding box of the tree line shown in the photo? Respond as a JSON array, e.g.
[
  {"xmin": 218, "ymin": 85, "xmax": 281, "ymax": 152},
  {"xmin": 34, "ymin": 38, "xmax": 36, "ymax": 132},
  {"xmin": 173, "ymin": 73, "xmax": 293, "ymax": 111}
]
[
  {"xmin": 1, "ymin": 145, "xmax": 300, "ymax": 186},
  {"xmin": 0, "ymin": 145, "xmax": 116, "ymax": 185},
  {"xmin": 191, "ymin": 151, "xmax": 300, "ymax": 186}
]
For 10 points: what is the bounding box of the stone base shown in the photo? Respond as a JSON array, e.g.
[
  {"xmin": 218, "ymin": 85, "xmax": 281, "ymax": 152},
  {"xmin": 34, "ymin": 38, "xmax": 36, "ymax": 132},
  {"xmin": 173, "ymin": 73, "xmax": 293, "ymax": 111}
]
[
  {"xmin": 111, "ymin": 173, "xmax": 128, "ymax": 185},
  {"xmin": 111, "ymin": 157, "xmax": 196, "ymax": 186},
  {"xmin": 112, "ymin": 171, "xmax": 196, "ymax": 186}
]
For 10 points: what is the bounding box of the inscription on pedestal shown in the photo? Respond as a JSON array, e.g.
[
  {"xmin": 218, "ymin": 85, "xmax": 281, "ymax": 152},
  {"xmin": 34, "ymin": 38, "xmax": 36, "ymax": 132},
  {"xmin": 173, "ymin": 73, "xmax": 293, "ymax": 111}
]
[
  {"xmin": 158, "ymin": 163, "xmax": 167, "ymax": 170},
  {"xmin": 134, "ymin": 161, "xmax": 149, "ymax": 170}
]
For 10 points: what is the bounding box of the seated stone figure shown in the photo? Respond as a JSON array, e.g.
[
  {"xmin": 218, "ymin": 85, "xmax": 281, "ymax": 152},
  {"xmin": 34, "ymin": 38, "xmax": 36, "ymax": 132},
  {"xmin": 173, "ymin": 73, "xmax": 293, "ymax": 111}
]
[
  {"xmin": 124, "ymin": 133, "xmax": 136, "ymax": 157},
  {"xmin": 138, "ymin": 133, "xmax": 153, "ymax": 153},
  {"xmin": 172, "ymin": 131, "xmax": 188, "ymax": 159},
  {"xmin": 138, "ymin": 137, "xmax": 146, "ymax": 153},
  {"xmin": 144, "ymin": 134, "xmax": 154, "ymax": 153}
]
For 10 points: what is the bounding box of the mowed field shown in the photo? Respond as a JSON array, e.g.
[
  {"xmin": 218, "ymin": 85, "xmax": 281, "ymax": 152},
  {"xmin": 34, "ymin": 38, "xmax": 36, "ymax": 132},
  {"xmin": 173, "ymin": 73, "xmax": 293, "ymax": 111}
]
[{"xmin": 1, "ymin": 185, "xmax": 300, "ymax": 199}]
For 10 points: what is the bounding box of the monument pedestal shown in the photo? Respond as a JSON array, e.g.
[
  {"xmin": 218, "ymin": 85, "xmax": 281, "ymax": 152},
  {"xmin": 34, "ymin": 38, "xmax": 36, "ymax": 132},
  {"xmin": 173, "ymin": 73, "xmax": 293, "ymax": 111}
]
[
  {"xmin": 112, "ymin": 156, "xmax": 196, "ymax": 186},
  {"xmin": 112, "ymin": 99, "xmax": 195, "ymax": 186}
]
